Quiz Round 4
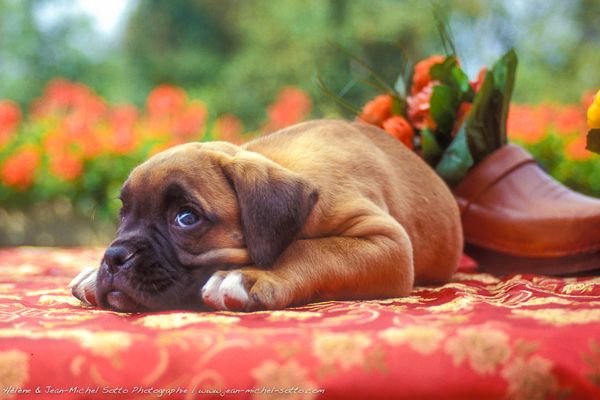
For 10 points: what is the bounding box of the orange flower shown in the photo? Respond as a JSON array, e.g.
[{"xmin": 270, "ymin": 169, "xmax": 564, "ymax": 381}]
[
  {"xmin": 49, "ymin": 151, "xmax": 84, "ymax": 181},
  {"xmin": 565, "ymin": 135, "xmax": 594, "ymax": 161},
  {"xmin": 411, "ymin": 55, "xmax": 446, "ymax": 95},
  {"xmin": 0, "ymin": 100, "xmax": 21, "ymax": 148},
  {"xmin": 214, "ymin": 114, "xmax": 244, "ymax": 144},
  {"xmin": 109, "ymin": 104, "xmax": 140, "ymax": 154},
  {"xmin": 0, "ymin": 146, "xmax": 40, "ymax": 190},
  {"xmin": 358, "ymin": 94, "xmax": 393, "ymax": 127},
  {"xmin": 32, "ymin": 79, "xmax": 106, "ymax": 120},
  {"xmin": 553, "ymin": 105, "xmax": 585, "ymax": 134},
  {"xmin": 146, "ymin": 85, "xmax": 188, "ymax": 118},
  {"xmin": 265, "ymin": 86, "xmax": 312, "ymax": 131},
  {"xmin": 175, "ymin": 100, "xmax": 208, "ymax": 141},
  {"xmin": 507, "ymin": 104, "xmax": 550, "ymax": 144},
  {"xmin": 382, "ymin": 116, "xmax": 414, "ymax": 149},
  {"xmin": 407, "ymin": 82, "xmax": 438, "ymax": 131}
]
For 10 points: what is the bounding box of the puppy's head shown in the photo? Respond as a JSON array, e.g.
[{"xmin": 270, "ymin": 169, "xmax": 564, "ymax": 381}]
[{"xmin": 96, "ymin": 142, "xmax": 317, "ymax": 312}]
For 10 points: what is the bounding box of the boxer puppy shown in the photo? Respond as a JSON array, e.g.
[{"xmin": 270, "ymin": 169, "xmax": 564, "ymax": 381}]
[{"xmin": 70, "ymin": 120, "xmax": 462, "ymax": 312}]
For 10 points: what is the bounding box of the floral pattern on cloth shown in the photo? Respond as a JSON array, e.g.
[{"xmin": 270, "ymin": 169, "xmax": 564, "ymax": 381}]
[{"xmin": 0, "ymin": 247, "xmax": 599, "ymax": 400}]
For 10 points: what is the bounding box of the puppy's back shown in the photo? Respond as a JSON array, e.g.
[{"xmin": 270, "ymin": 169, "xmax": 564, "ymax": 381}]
[{"xmin": 245, "ymin": 120, "xmax": 463, "ymax": 284}]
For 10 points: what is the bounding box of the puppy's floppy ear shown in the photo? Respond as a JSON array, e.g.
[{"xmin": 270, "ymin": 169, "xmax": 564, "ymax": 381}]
[{"xmin": 221, "ymin": 151, "xmax": 318, "ymax": 268}]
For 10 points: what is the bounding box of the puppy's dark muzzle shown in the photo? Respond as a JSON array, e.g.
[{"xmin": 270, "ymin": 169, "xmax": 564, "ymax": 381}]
[
  {"xmin": 104, "ymin": 245, "xmax": 136, "ymax": 274},
  {"xmin": 97, "ymin": 245, "xmax": 142, "ymax": 312}
]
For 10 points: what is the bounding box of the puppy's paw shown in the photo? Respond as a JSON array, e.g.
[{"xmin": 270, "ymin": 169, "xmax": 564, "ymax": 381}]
[
  {"xmin": 69, "ymin": 267, "xmax": 99, "ymax": 306},
  {"xmin": 201, "ymin": 269, "xmax": 287, "ymax": 312}
]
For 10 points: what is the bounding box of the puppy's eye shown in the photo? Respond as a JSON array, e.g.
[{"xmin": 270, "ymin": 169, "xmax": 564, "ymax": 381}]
[{"xmin": 175, "ymin": 208, "xmax": 200, "ymax": 228}]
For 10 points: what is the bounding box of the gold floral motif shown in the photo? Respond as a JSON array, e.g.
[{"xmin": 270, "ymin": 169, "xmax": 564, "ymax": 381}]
[
  {"xmin": 136, "ymin": 312, "xmax": 240, "ymax": 329},
  {"xmin": 562, "ymin": 282, "xmax": 596, "ymax": 295},
  {"xmin": 370, "ymin": 296, "xmax": 425, "ymax": 305},
  {"xmin": 251, "ymin": 360, "xmax": 318, "ymax": 400},
  {"xmin": 0, "ymin": 295, "xmax": 21, "ymax": 301},
  {"xmin": 70, "ymin": 355, "xmax": 86, "ymax": 377},
  {"xmin": 501, "ymin": 355, "xmax": 558, "ymax": 400},
  {"xmin": 25, "ymin": 288, "xmax": 68, "ymax": 296},
  {"xmin": 0, "ymin": 350, "xmax": 29, "ymax": 398},
  {"xmin": 312, "ymin": 332, "xmax": 371, "ymax": 371},
  {"xmin": 266, "ymin": 311, "xmax": 322, "ymax": 321},
  {"xmin": 445, "ymin": 326, "xmax": 511, "ymax": 374},
  {"xmin": 426, "ymin": 296, "xmax": 474, "ymax": 313},
  {"xmin": 378, "ymin": 326, "xmax": 445, "ymax": 355},
  {"xmin": 511, "ymin": 308, "xmax": 600, "ymax": 326},
  {"xmin": 78, "ymin": 331, "xmax": 133, "ymax": 357},
  {"xmin": 37, "ymin": 295, "xmax": 82, "ymax": 307},
  {"xmin": 452, "ymin": 273, "xmax": 500, "ymax": 284},
  {"xmin": 0, "ymin": 329, "xmax": 132, "ymax": 358},
  {"xmin": 274, "ymin": 341, "xmax": 303, "ymax": 359},
  {"xmin": 510, "ymin": 296, "xmax": 573, "ymax": 308},
  {"xmin": 415, "ymin": 282, "xmax": 480, "ymax": 295},
  {"xmin": 0, "ymin": 283, "xmax": 16, "ymax": 293}
]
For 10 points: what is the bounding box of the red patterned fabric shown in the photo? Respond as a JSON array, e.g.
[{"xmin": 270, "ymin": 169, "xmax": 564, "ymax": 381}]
[{"xmin": 1, "ymin": 247, "xmax": 599, "ymax": 400}]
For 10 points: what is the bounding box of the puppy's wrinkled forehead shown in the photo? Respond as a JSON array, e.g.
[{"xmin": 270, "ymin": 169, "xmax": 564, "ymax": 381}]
[{"xmin": 121, "ymin": 142, "xmax": 236, "ymax": 212}]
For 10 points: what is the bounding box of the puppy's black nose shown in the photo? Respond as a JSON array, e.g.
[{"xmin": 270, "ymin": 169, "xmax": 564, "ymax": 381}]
[{"xmin": 103, "ymin": 246, "xmax": 134, "ymax": 274}]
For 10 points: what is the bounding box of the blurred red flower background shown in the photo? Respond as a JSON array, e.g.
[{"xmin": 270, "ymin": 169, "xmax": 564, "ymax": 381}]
[
  {"xmin": 0, "ymin": 76, "xmax": 597, "ymax": 223},
  {"xmin": 0, "ymin": 79, "xmax": 312, "ymax": 219}
]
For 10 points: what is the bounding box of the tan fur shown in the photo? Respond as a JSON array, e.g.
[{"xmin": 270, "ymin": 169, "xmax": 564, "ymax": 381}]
[{"xmin": 71, "ymin": 119, "xmax": 462, "ymax": 311}]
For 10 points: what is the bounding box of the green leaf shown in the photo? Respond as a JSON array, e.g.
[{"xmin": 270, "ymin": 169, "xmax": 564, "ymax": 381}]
[
  {"xmin": 492, "ymin": 49, "xmax": 518, "ymax": 144},
  {"xmin": 587, "ymin": 129, "xmax": 600, "ymax": 154},
  {"xmin": 421, "ymin": 128, "xmax": 443, "ymax": 166},
  {"xmin": 435, "ymin": 125, "xmax": 474, "ymax": 187},
  {"xmin": 433, "ymin": 9, "xmax": 457, "ymax": 57},
  {"xmin": 464, "ymin": 49, "xmax": 518, "ymax": 164},
  {"xmin": 429, "ymin": 56, "xmax": 456, "ymax": 82},
  {"xmin": 430, "ymin": 84, "xmax": 459, "ymax": 137},
  {"xmin": 452, "ymin": 67, "xmax": 473, "ymax": 98},
  {"xmin": 464, "ymin": 71, "xmax": 498, "ymax": 163}
]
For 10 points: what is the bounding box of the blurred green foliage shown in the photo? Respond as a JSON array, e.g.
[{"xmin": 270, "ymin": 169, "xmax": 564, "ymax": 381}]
[{"xmin": 2, "ymin": 0, "xmax": 599, "ymax": 129}]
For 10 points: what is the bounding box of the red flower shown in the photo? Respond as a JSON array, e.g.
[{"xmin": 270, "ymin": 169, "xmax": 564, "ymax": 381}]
[
  {"xmin": 32, "ymin": 79, "xmax": 106, "ymax": 120},
  {"xmin": 175, "ymin": 101, "xmax": 208, "ymax": 141},
  {"xmin": 507, "ymin": 104, "xmax": 551, "ymax": 143},
  {"xmin": 382, "ymin": 116, "xmax": 415, "ymax": 149},
  {"xmin": 358, "ymin": 94, "xmax": 393, "ymax": 127},
  {"xmin": 109, "ymin": 104, "xmax": 140, "ymax": 154},
  {"xmin": 565, "ymin": 134, "xmax": 593, "ymax": 161},
  {"xmin": 407, "ymin": 82, "xmax": 438, "ymax": 131},
  {"xmin": 552, "ymin": 105, "xmax": 585, "ymax": 135},
  {"xmin": 0, "ymin": 146, "xmax": 40, "ymax": 190},
  {"xmin": 49, "ymin": 151, "xmax": 84, "ymax": 181},
  {"xmin": 0, "ymin": 100, "xmax": 21, "ymax": 148},
  {"xmin": 411, "ymin": 55, "xmax": 446, "ymax": 95},
  {"xmin": 215, "ymin": 114, "xmax": 244, "ymax": 144},
  {"xmin": 265, "ymin": 87, "xmax": 312, "ymax": 132},
  {"xmin": 146, "ymin": 85, "xmax": 188, "ymax": 118}
]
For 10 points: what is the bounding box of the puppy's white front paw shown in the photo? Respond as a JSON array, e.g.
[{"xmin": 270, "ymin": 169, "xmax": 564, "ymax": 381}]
[
  {"xmin": 201, "ymin": 269, "xmax": 289, "ymax": 311},
  {"xmin": 69, "ymin": 267, "xmax": 98, "ymax": 306},
  {"xmin": 201, "ymin": 271, "xmax": 250, "ymax": 311}
]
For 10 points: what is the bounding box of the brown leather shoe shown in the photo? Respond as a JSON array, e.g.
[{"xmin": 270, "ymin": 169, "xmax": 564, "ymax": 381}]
[{"xmin": 454, "ymin": 144, "xmax": 600, "ymax": 275}]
